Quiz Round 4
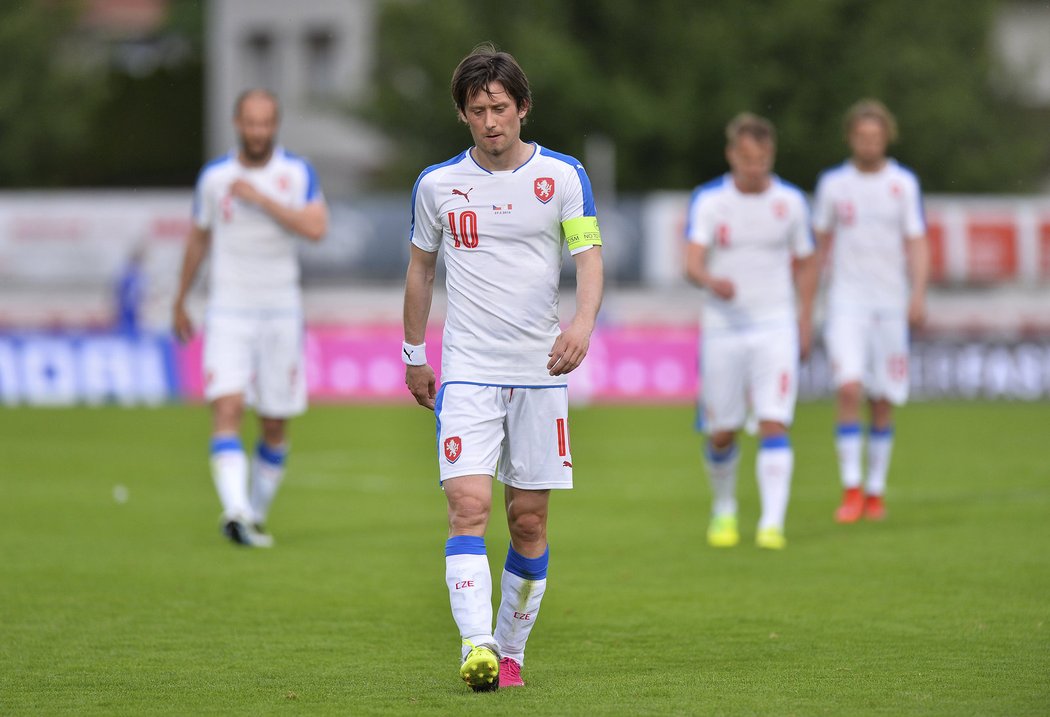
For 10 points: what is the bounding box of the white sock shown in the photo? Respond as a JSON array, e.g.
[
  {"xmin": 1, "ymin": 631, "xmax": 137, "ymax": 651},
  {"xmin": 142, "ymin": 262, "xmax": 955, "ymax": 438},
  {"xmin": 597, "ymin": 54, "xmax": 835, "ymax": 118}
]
[
  {"xmin": 757, "ymin": 436, "xmax": 794, "ymax": 531},
  {"xmin": 704, "ymin": 442, "xmax": 739, "ymax": 517},
  {"xmin": 445, "ymin": 536, "xmax": 494, "ymax": 660},
  {"xmin": 250, "ymin": 441, "xmax": 287, "ymax": 525},
  {"xmin": 835, "ymin": 423, "xmax": 863, "ymax": 489},
  {"xmin": 495, "ymin": 546, "xmax": 549, "ymax": 666},
  {"xmin": 866, "ymin": 427, "xmax": 894, "ymax": 496},
  {"xmin": 210, "ymin": 435, "xmax": 250, "ymax": 521}
]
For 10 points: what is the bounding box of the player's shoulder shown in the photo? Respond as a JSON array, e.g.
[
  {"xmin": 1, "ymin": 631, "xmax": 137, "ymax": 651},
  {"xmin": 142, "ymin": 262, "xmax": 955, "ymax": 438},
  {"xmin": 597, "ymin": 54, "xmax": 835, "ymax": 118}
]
[
  {"xmin": 772, "ymin": 176, "xmax": 810, "ymax": 213},
  {"xmin": 197, "ymin": 151, "xmax": 236, "ymax": 184},
  {"xmin": 413, "ymin": 149, "xmax": 471, "ymax": 190},
  {"xmin": 689, "ymin": 174, "xmax": 730, "ymax": 205},
  {"xmin": 536, "ymin": 145, "xmax": 585, "ymax": 174},
  {"xmin": 885, "ymin": 158, "xmax": 921, "ymax": 185},
  {"xmin": 276, "ymin": 146, "xmax": 318, "ymax": 173},
  {"xmin": 815, "ymin": 160, "xmax": 851, "ymax": 188}
]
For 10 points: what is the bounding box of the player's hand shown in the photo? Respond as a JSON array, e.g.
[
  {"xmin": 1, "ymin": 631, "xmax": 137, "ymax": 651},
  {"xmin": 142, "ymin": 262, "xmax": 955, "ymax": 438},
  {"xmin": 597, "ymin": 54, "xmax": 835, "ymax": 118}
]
[
  {"xmin": 406, "ymin": 364, "xmax": 437, "ymax": 410},
  {"xmin": 707, "ymin": 277, "xmax": 735, "ymax": 300},
  {"xmin": 908, "ymin": 296, "xmax": 926, "ymax": 330},
  {"xmin": 172, "ymin": 302, "xmax": 194, "ymax": 343},
  {"xmin": 229, "ymin": 179, "xmax": 266, "ymax": 207},
  {"xmin": 798, "ymin": 315, "xmax": 813, "ymax": 361},
  {"xmin": 547, "ymin": 323, "xmax": 591, "ymax": 376}
]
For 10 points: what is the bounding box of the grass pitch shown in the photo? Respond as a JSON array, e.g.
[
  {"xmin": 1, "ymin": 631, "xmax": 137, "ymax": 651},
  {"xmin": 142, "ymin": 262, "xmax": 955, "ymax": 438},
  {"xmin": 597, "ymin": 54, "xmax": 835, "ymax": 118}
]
[{"xmin": 1, "ymin": 401, "xmax": 1047, "ymax": 715}]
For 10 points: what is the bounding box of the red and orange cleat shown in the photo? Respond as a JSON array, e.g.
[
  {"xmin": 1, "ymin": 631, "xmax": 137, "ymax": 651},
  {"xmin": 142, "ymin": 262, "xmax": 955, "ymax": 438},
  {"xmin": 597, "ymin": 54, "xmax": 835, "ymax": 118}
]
[
  {"xmin": 835, "ymin": 487, "xmax": 864, "ymax": 523},
  {"xmin": 863, "ymin": 494, "xmax": 886, "ymax": 521}
]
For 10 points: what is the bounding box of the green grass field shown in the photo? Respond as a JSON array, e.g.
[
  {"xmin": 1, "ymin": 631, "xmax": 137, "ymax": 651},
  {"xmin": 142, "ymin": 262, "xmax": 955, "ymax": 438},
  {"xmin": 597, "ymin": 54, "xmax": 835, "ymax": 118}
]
[{"xmin": 1, "ymin": 401, "xmax": 1047, "ymax": 716}]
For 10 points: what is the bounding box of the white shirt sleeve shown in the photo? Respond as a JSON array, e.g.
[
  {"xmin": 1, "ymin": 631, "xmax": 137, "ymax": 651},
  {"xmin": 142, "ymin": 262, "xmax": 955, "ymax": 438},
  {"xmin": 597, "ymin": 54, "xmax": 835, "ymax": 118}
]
[
  {"xmin": 902, "ymin": 172, "xmax": 926, "ymax": 240},
  {"xmin": 409, "ymin": 175, "xmax": 442, "ymax": 253},
  {"xmin": 685, "ymin": 193, "xmax": 715, "ymax": 246},
  {"xmin": 790, "ymin": 192, "xmax": 815, "ymax": 258},
  {"xmin": 192, "ymin": 171, "xmax": 214, "ymax": 231},
  {"xmin": 811, "ymin": 175, "xmax": 834, "ymax": 234}
]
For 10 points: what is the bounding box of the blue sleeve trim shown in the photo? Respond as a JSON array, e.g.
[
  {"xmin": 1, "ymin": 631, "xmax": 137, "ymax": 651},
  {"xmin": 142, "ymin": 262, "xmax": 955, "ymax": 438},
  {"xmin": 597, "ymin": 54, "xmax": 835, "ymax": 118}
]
[
  {"xmin": 836, "ymin": 423, "xmax": 862, "ymax": 437},
  {"xmin": 505, "ymin": 544, "xmax": 549, "ymax": 580},
  {"xmin": 869, "ymin": 426, "xmax": 894, "ymax": 439},
  {"xmin": 210, "ymin": 435, "xmax": 243, "ymax": 455},
  {"xmin": 538, "ymin": 146, "xmax": 596, "ymax": 215},
  {"xmin": 445, "ymin": 535, "xmax": 486, "ymax": 556},
  {"xmin": 410, "ymin": 150, "xmax": 469, "ymax": 241},
  {"xmin": 759, "ymin": 435, "xmax": 791, "ymax": 450},
  {"xmin": 683, "ymin": 175, "xmax": 726, "ymax": 240},
  {"xmin": 256, "ymin": 441, "xmax": 287, "ymax": 467}
]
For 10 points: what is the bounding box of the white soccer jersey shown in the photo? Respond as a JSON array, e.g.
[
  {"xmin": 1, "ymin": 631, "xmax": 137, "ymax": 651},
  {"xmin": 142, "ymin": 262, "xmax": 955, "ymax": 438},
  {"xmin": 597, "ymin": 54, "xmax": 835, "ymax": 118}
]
[
  {"xmin": 685, "ymin": 175, "xmax": 813, "ymax": 331},
  {"xmin": 193, "ymin": 146, "xmax": 323, "ymax": 310},
  {"xmin": 813, "ymin": 159, "xmax": 925, "ymax": 312},
  {"xmin": 410, "ymin": 143, "xmax": 599, "ymax": 386}
]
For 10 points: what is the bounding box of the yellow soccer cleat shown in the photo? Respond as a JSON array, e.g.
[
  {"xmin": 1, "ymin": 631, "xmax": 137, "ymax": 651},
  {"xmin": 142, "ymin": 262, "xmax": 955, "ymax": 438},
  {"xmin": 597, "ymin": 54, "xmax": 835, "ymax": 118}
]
[
  {"xmin": 707, "ymin": 514, "xmax": 740, "ymax": 547},
  {"xmin": 755, "ymin": 526, "xmax": 787, "ymax": 550},
  {"xmin": 460, "ymin": 640, "xmax": 499, "ymax": 692}
]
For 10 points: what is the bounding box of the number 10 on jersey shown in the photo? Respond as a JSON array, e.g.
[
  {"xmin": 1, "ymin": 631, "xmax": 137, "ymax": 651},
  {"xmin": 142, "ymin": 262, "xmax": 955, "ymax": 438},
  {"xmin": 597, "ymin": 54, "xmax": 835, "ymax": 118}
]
[{"xmin": 448, "ymin": 210, "xmax": 479, "ymax": 248}]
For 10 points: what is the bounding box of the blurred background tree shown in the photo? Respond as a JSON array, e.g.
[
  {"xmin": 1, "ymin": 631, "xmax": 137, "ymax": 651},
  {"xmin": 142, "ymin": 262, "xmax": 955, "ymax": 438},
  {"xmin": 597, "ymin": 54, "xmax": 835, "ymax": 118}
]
[
  {"xmin": 0, "ymin": 0, "xmax": 203, "ymax": 188},
  {"xmin": 364, "ymin": 0, "xmax": 1050, "ymax": 193}
]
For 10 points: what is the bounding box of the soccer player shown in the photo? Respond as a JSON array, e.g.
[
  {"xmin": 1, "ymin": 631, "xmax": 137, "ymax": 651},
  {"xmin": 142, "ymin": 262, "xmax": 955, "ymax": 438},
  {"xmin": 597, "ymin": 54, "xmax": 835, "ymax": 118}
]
[
  {"xmin": 172, "ymin": 89, "xmax": 328, "ymax": 547},
  {"xmin": 402, "ymin": 44, "xmax": 604, "ymax": 691},
  {"xmin": 813, "ymin": 99, "xmax": 929, "ymax": 523},
  {"xmin": 685, "ymin": 113, "xmax": 818, "ymax": 550}
]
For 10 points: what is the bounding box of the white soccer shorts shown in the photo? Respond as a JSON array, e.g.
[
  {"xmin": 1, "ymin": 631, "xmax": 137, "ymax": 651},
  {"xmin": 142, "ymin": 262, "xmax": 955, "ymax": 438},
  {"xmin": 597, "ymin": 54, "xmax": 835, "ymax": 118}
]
[
  {"xmin": 202, "ymin": 308, "xmax": 307, "ymax": 417},
  {"xmin": 700, "ymin": 322, "xmax": 799, "ymax": 432},
  {"xmin": 825, "ymin": 307, "xmax": 909, "ymax": 405},
  {"xmin": 434, "ymin": 382, "xmax": 573, "ymax": 489}
]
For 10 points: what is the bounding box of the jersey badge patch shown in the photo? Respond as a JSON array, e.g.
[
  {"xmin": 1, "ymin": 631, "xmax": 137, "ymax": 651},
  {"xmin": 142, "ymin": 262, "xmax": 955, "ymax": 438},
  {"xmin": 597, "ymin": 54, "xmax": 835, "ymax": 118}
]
[
  {"xmin": 444, "ymin": 436, "xmax": 463, "ymax": 463},
  {"xmin": 534, "ymin": 177, "xmax": 555, "ymax": 204}
]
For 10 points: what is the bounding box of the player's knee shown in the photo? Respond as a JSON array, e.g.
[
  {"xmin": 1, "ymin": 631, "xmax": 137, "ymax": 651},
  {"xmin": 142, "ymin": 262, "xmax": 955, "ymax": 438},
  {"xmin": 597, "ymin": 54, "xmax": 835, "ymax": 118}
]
[
  {"xmin": 449, "ymin": 496, "xmax": 490, "ymax": 532},
  {"xmin": 838, "ymin": 382, "xmax": 863, "ymax": 410},
  {"xmin": 709, "ymin": 431, "xmax": 735, "ymax": 451},
  {"xmin": 508, "ymin": 511, "xmax": 546, "ymax": 545}
]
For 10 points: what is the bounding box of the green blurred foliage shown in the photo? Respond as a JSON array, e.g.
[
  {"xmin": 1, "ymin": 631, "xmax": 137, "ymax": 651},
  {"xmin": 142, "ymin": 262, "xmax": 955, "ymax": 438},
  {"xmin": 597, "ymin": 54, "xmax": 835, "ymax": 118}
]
[
  {"xmin": 0, "ymin": 1, "xmax": 203, "ymax": 188},
  {"xmin": 365, "ymin": 0, "xmax": 1050, "ymax": 193}
]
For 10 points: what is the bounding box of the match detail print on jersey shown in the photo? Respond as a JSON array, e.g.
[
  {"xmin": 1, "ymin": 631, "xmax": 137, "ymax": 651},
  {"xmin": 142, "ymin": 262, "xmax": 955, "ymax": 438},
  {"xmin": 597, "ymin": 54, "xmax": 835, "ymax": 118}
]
[{"xmin": 561, "ymin": 216, "xmax": 602, "ymax": 253}]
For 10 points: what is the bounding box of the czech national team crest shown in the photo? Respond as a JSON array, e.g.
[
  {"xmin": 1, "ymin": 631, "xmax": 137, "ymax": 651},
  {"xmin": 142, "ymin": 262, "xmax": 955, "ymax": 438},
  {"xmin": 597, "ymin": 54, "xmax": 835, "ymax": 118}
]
[
  {"xmin": 534, "ymin": 177, "xmax": 555, "ymax": 204},
  {"xmin": 444, "ymin": 436, "xmax": 463, "ymax": 463}
]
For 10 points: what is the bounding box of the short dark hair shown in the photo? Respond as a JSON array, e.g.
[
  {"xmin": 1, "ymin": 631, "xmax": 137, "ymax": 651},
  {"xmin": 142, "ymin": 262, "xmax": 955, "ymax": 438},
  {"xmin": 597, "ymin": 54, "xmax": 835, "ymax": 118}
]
[
  {"xmin": 451, "ymin": 43, "xmax": 531, "ymax": 123},
  {"xmin": 725, "ymin": 112, "xmax": 776, "ymax": 147},
  {"xmin": 234, "ymin": 88, "xmax": 280, "ymax": 120}
]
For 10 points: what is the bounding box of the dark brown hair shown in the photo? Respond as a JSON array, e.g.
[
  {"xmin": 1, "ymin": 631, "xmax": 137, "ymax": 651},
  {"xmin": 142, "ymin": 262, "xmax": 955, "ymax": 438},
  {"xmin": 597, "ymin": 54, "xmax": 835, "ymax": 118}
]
[{"xmin": 451, "ymin": 43, "xmax": 531, "ymax": 122}]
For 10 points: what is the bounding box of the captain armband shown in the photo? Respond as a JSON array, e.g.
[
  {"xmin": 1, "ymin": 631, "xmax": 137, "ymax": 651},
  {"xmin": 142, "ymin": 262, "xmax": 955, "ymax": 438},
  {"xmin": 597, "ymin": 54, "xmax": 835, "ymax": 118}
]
[{"xmin": 562, "ymin": 216, "xmax": 603, "ymax": 253}]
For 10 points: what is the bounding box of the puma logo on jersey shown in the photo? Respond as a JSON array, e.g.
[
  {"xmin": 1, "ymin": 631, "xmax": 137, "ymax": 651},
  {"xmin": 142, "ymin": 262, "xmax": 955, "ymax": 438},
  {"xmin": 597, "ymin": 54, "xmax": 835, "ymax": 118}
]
[
  {"xmin": 452, "ymin": 187, "xmax": 473, "ymax": 202},
  {"xmin": 563, "ymin": 461, "xmax": 573, "ymax": 468}
]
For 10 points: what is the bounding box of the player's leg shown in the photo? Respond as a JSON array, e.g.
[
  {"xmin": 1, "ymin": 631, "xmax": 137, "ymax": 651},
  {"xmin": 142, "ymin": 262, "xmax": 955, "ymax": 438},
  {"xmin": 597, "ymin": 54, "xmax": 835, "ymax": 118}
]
[
  {"xmin": 700, "ymin": 330, "xmax": 746, "ymax": 546},
  {"xmin": 750, "ymin": 324, "xmax": 799, "ymax": 549},
  {"xmin": 436, "ymin": 383, "xmax": 505, "ymax": 691},
  {"xmin": 203, "ymin": 312, "xmax": 269, "ymax": 546},
  {"xmin": 495, "ymin": 486, "xmax": 550, "ymax": 687},
  {"xmin": 249, "ymin": 417, "xmax": 288, "ymax": 532},
  {"xmin": 249, "ymin": 313, "xmax": 307, "ymax": 534},
  {"xmin": 863, "ymin": 313, "xmax": 909, "ymax": 520},
  {"xmin": 826, "ymin": 310, "xmax": 867, "ymax": 522},
  {"xmin": 494, "ymin": 386, "xmax": 571, "ymax": 685}
]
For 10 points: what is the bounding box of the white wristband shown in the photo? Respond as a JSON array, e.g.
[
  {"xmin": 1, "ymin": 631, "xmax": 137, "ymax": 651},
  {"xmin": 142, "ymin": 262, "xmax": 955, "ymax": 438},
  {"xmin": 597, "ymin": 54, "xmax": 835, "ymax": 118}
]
[{"xmin": 402, "ymin": 341, "xmax": 427, "ymax": 366}]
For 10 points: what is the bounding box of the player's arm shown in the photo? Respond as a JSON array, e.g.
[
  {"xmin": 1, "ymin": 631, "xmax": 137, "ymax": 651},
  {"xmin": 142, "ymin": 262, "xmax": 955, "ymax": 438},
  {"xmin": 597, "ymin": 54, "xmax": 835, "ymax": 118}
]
[
  {"xmin": 229, "ymin": 179, "xmax": 328, "ymax": 241},
  {"xmin": 403, "ymin": 244, "xmax": 439, "ymax": 409},
  {"xmin": 906, "ymin": 233, "xmax": 930, "ymax": 328},
  {"xmin": 548, "ymin": 245, "xmax": 604, "ymax": 376},
  {"xmin": 793, "ymin": 252, "xmax": 820, "ymax": 360},
  {"xmin": 684, "ymin": 244, "xmax": 734, "ymax": 299},
  {"xmin": 172, "ymin": 225, "xmax": 211, "ymax": 343}
]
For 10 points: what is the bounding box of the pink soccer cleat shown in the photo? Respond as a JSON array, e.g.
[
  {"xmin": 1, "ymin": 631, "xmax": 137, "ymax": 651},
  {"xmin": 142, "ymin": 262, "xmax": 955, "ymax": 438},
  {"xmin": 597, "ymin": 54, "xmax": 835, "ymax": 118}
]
[
  {"xmin": 498, "ymin": 657, "xmax": 524, "ymax": 688},
  {"xmin": 863, "ymin": 494, "xmax": 886, "ymax": 521}
]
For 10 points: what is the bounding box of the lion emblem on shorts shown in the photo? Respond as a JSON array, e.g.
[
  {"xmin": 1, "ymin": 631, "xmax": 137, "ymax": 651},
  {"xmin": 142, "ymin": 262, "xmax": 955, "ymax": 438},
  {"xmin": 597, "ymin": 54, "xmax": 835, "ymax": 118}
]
[{"xmin": 444, "ymin": 436, "xmax": 462, "ymax": 463}]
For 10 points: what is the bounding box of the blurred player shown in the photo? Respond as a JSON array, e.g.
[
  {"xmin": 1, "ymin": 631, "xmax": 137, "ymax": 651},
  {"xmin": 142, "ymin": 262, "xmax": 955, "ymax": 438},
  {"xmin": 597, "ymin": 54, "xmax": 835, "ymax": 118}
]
[
  {"xmin": 403, "ymin": 44, "xmax": 603, "ymax": 691},
  {"xmin": 813, "ymin": 99, "xmax": 929, "ymax": 523},
  {"xmin": 172, "ymin": 89, "xmax": 328, "ymax": 547},
  {"xmin": 685, "ymin": 113, "xmax": 818, "ymax": 550}
]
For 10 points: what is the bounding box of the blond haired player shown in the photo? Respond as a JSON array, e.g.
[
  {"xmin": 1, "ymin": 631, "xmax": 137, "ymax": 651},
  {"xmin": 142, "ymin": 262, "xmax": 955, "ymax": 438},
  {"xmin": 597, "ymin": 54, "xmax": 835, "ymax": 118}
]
[
  {"xmin": 172, "ymin": 89, "xmax": 328, "ymax": 547},
  {"xmin": 403, "ymin": 45, "xmax": 603, "ymax": 691},
  {"xmin": 685, "ymin": 113, "xmax": 818, "ymax": 550},
  {"xmin": 813, "ymin": 99, "xmax": 929, "ymax": 523}
]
